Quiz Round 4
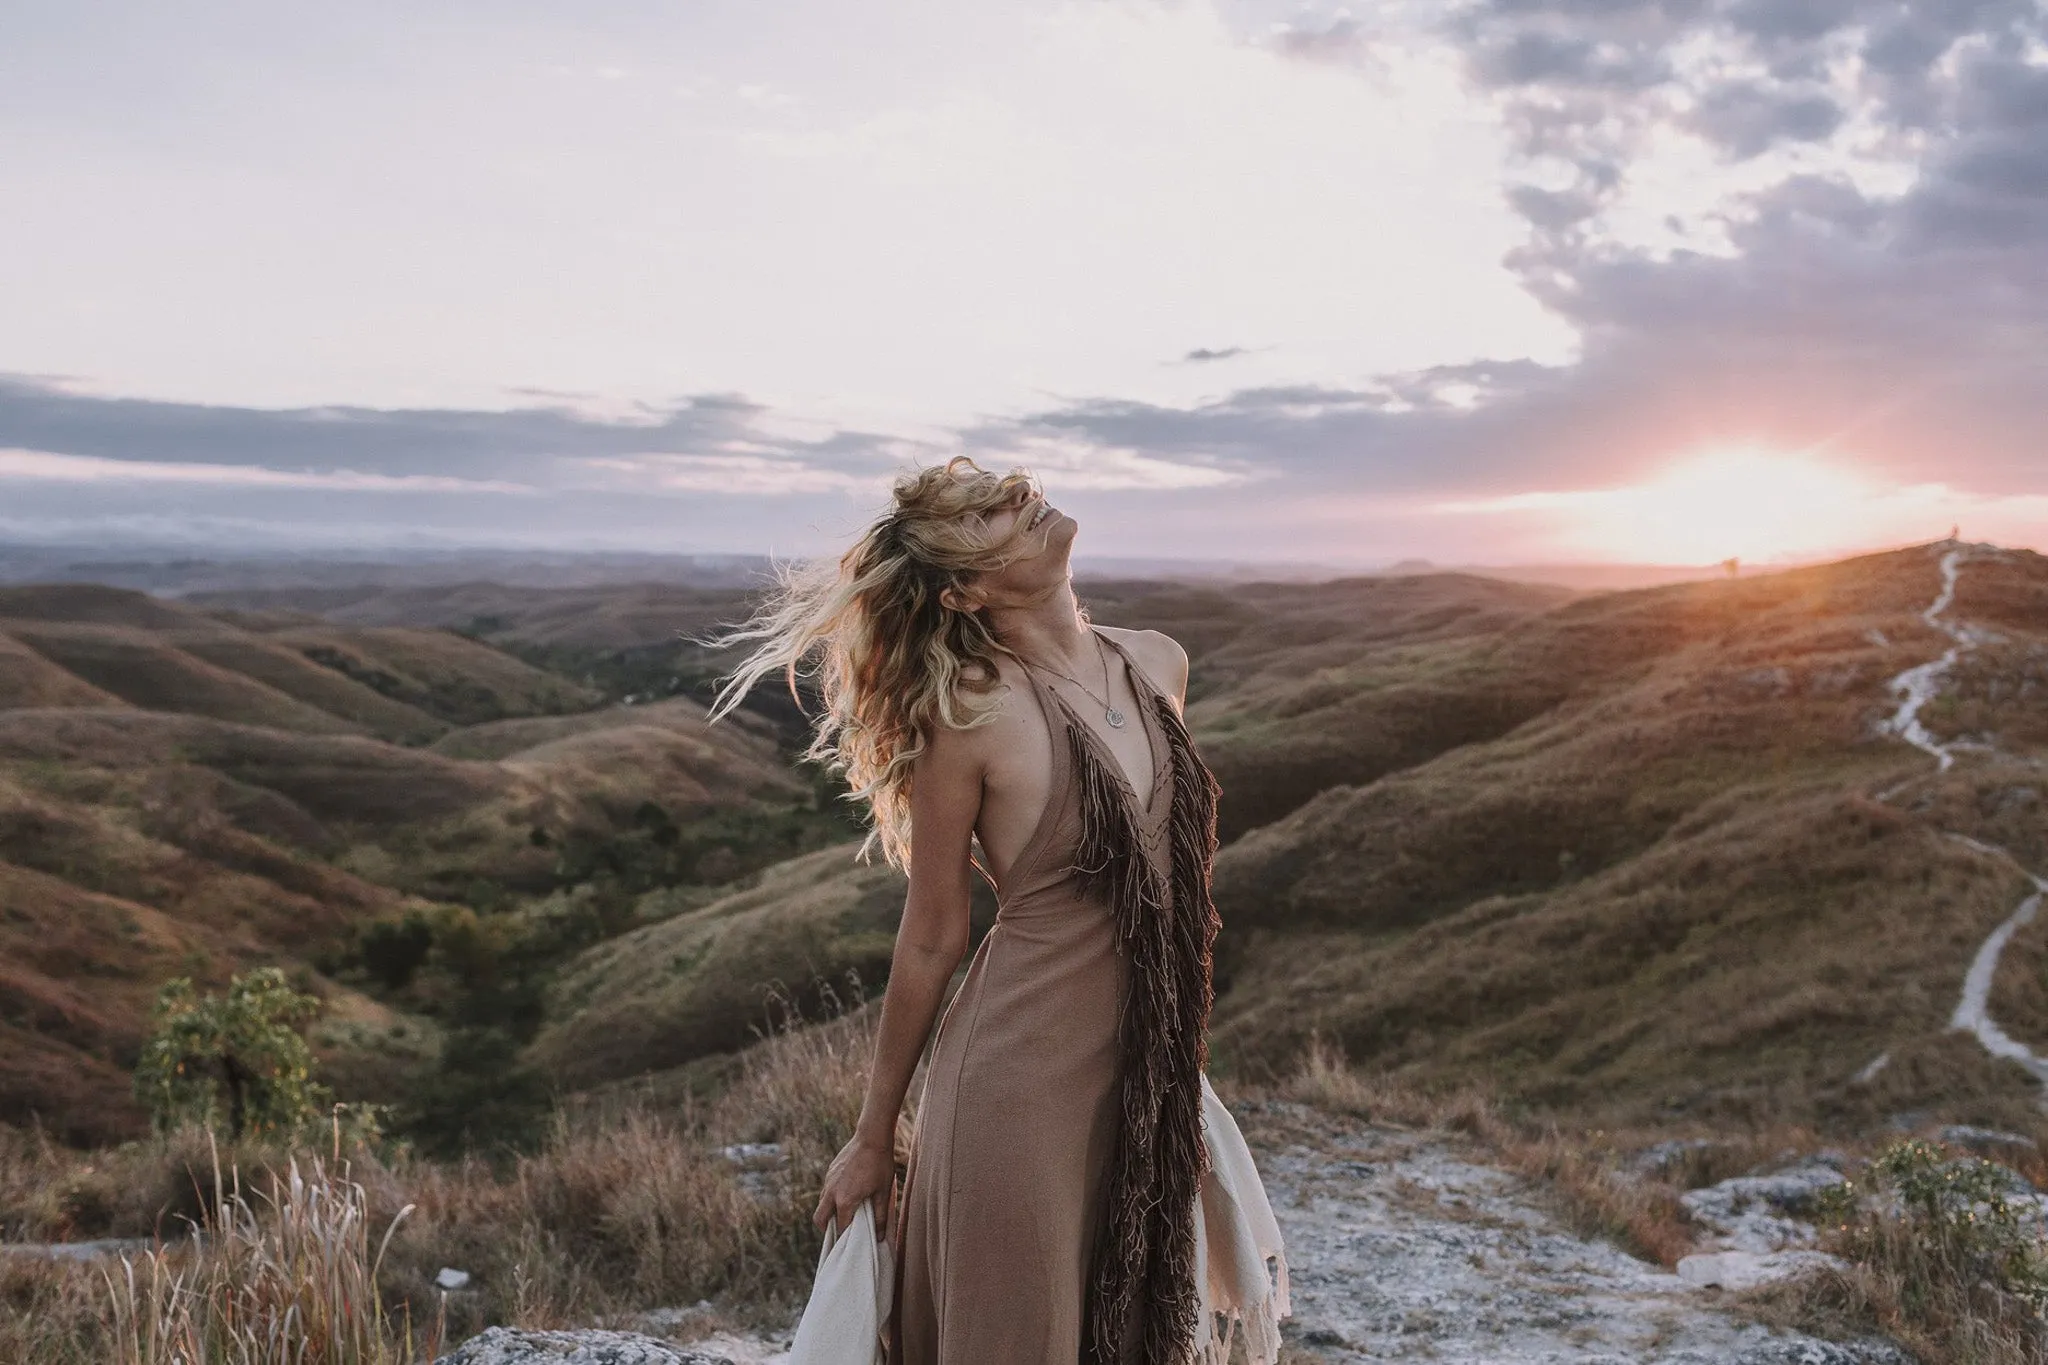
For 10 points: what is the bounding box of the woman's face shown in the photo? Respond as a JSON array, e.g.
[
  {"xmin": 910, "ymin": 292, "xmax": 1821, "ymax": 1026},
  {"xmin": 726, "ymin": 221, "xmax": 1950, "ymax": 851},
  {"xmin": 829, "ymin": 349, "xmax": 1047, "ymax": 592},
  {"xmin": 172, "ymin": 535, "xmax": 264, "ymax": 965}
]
[{"xmin": 966, "ymin": 487, "xmax": 1075, "ymax": 607}]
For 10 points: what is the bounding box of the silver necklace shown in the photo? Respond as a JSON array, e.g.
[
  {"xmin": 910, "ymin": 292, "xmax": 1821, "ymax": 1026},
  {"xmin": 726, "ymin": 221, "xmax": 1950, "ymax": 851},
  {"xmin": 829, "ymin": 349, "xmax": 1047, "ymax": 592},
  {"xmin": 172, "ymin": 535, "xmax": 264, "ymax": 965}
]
[{"xmin": 1034, "ymin": 635, "xmax": 1126, "ymax": 728}]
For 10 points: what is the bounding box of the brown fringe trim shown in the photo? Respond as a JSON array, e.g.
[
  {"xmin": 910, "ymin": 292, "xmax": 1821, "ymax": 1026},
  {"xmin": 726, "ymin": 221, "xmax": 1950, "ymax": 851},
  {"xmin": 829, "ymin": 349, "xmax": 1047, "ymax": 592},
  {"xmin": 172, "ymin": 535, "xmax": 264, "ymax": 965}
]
[{"xmin": 1063, "ymin": 688, "xmax": 1222, "ymax": 1365}]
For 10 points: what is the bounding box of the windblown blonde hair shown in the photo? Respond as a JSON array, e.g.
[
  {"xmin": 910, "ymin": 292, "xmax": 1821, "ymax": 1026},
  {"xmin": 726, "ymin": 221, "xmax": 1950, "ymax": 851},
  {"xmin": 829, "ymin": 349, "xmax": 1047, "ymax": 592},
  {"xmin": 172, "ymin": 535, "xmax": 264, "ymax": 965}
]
[{"xmin": 706, "ymin": 457, "xmax": 1049, "ymax": 867}]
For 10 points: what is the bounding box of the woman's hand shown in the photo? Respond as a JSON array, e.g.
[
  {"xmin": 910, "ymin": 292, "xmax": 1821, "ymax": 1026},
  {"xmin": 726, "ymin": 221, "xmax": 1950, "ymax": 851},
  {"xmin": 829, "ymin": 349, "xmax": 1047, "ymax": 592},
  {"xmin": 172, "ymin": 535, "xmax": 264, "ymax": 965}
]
[
  {"xmin": 813, "ymin": 1132, "xmax": 896, "ymax": 1238},
  {"xmin": 805, "ymin": 722, "xmax": 980, "ymax": 1244}
]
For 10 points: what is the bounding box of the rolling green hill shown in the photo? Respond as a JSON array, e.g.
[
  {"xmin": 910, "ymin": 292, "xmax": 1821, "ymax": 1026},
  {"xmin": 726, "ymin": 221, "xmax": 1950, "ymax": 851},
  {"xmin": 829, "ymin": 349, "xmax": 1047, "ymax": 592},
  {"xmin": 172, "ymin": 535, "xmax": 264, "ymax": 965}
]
[
  {"xmin": 525, "ymin": 543, "xmax": 2048, "ymax": 1137},
  {"xmin": 1202, "ymin": 544, "xmax": 2048, "ymax": 1129},
  {"xmin": 0, "ymin": 587, "xmax": 827, "ymax": 1143},
  {"xmin": 10, "ymin": 544, "xmax": 2048, "ymax": 1147}
]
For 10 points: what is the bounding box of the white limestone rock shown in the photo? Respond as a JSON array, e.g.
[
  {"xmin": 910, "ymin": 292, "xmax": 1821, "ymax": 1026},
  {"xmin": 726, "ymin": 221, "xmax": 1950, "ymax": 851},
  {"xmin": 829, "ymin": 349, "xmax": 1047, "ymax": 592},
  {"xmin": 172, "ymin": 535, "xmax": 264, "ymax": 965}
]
[
  {"xmin": 1253, "ymin": 1120, "xmax": 1904, "ymax": 1364},
  {"xmin": 1677, "ymin": 1249, "xmax": 1848, "ymax": 1291},
  {"xmin": 1681, "ymin": 1159, "xmax": 1847, "ymax": 1255},
  {"xmin": 433, "ymin": 1327, "xmax": 734, "ymax": 1365}
]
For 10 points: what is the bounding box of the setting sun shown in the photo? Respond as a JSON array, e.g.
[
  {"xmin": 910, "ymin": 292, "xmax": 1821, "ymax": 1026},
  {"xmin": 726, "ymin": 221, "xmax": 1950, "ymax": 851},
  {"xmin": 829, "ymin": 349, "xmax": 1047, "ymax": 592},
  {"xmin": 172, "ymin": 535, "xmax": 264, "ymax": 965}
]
[
  {"xmin": 1573, "ymin": 449, "xmax": 1883, "ymax": 564},
  {"xmin": 1434, "ymin": 446, "xmax": 2004, "ymax": 565}
]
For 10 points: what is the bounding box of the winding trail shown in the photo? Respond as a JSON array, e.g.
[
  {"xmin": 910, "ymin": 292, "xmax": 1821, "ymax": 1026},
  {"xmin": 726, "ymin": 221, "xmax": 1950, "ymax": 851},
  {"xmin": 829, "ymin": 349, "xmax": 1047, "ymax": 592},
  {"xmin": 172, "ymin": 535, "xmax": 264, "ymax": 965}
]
[
  {"xmin": 1947, "ymin": 836, "xmax": 2048, "ymax": 1084},
  {"xmin": 1880, "ymin": 547, "xmax": 1975, "ymax": 770},
  {"xmin": 1877, "ymin": 545, "xmax": 2048, "ymax": 1095}
]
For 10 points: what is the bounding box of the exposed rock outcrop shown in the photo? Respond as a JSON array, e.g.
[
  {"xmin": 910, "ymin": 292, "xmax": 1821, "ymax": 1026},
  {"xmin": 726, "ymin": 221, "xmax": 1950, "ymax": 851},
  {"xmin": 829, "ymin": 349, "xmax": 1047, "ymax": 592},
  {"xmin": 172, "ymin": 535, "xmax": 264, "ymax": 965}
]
[{"xmin": 433, "ymin": 1327, "xmax": 734, "ymax": 1365}]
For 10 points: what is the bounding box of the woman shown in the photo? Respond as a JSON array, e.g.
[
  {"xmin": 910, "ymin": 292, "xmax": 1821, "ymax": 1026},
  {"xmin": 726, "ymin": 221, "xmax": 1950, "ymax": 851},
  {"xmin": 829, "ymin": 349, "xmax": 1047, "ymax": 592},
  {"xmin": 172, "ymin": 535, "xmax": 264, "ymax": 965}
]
[{"xmin": 711, "ymin": 457, "xmax": 1284, "ymax": 1365}]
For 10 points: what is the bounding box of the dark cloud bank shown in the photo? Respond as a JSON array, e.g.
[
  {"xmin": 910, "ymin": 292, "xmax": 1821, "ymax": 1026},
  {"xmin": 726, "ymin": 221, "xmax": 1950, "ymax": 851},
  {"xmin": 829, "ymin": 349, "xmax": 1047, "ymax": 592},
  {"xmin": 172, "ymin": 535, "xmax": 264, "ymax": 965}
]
[{"xmin": 0, "ymin": 378, "xmax": 903, "ymax": 483}]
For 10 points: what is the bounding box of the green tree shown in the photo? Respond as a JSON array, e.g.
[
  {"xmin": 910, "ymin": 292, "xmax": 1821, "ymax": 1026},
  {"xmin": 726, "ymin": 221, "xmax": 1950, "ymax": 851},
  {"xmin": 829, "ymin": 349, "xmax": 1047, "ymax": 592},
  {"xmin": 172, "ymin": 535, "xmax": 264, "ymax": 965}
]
[{"xmin": 133, "ymin": 968, "xmax": 330, "ymax": 1139}]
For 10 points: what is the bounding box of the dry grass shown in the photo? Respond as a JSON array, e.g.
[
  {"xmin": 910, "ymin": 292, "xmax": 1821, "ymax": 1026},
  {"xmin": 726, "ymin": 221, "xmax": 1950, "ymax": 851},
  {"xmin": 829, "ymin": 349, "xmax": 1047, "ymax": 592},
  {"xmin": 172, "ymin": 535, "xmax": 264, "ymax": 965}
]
[
  {"xmin": 0, "ymin": 1123, "xmax": 235, "ymax": 1243},
  {"xmin": 1207, "ymin": 546, "xmax": 2048, "ymax": 1136},
  {"xmin": 1734, "ymin": 1139, "xmax": 2048, "ymax": 1365},
  {"xmin": 3, "ymin": 1135, "xmax": 444, "ymax": 1365},
  {"xmin": 1739, "ymin": 1242, "xmax": 2044, "ymax": 1365},
  {"xmin": 1271, "ymin": 1035, "xmax": 1701, "ymax": 1268},
  {"xmin": 0, "ymin": 1000, "xmax": 878, "ymax": 1360}
]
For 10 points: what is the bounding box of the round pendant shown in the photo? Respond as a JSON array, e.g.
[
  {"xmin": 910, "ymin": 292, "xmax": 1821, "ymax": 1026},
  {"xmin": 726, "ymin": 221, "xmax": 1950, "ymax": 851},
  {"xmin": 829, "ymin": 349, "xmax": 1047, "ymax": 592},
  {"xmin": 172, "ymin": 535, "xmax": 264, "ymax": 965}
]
[{"xmin": 1105, "ymin": 707, "xmax": 1127, "ymax": 728}]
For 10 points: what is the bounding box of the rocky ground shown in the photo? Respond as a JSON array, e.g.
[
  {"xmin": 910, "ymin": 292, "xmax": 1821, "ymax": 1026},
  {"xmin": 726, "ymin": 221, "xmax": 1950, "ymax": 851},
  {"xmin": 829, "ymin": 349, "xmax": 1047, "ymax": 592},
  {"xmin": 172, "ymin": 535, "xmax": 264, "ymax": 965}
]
[
  {"xmin": 1233, "ymin": 1104, "xmax": 1900, "ymax": 1365},
  {"xmin": 435, "ymin": 1103, "xmax": 1911, "ymax": 1365}
]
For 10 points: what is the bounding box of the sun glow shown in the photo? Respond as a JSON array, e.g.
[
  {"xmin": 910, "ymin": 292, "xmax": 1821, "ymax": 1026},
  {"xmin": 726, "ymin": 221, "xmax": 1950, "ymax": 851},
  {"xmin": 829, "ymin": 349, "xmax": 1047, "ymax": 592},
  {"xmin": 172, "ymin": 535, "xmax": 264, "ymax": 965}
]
[
  {"xmin": 1580, "ymin": 449, "xmax": 1884, "ymax": 563},
  {"xmin": 1437, "ymin": 447, "xmax": 1959, "ymax": 564}
]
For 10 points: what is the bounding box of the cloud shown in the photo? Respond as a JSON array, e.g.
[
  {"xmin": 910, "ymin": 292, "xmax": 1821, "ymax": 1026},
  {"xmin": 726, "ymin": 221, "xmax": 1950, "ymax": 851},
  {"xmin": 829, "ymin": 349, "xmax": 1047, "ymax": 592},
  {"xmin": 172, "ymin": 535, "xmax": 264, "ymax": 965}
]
[
  {"xmin": 1467, "ymin": 29, "xmax": 1671, "ymax": 92},
  {"xmin": 0, "ymin": 373, "xmax": 912, "ymax": 490},
  {"xmin": 1681, "ymin": 81, "xmax": 1846, "ymax": 160},
  {"xmin": 970, "ymin": 0, "xmax": 2048, "ymax": 531},
  {"xmin": 0, "ymin": 448, "xmax": 534, "ymax": 493},
  {"xmin": 0, "ymin": 368, "xmax": 1254, "ymax": 547},
  {"xmin": 576, "ymin": 454, "xmax": 878, "ymax": 495},
  {"xmin": 1269, "ymin": 17, "xmax": 1373, "ymax": 65},
  {"xmin": 4, "ymin": 1, "xmax": 2044, "ymax": 565},
  {"xmin": 968, "ymin": 433, "xmax": 1250, "ymax": 492}
]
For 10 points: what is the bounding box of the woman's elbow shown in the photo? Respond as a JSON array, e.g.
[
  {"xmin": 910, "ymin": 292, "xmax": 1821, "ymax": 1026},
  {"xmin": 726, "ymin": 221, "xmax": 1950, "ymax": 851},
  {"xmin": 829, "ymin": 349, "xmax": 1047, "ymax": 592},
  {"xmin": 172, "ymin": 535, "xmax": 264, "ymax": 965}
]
[{"xmin": 895, "ymin": 903, "xmax": 971, "ymax": 972}]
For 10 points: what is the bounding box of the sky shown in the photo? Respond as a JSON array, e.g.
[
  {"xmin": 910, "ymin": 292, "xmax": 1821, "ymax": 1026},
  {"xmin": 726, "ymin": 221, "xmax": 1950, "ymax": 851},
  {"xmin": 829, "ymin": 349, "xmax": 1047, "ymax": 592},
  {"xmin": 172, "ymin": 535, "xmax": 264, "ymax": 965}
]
[{"xmin": 1, "ymin": 0, "xmax": 2044, "ymax": 567}]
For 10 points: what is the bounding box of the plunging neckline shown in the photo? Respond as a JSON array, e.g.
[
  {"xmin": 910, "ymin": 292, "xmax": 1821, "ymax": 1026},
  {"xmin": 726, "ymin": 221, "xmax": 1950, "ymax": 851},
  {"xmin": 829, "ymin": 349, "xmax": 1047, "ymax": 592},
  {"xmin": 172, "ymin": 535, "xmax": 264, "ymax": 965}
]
[{"xmin": 1027, "ymin": 629, "xmax": 1170, "ymax": 826}]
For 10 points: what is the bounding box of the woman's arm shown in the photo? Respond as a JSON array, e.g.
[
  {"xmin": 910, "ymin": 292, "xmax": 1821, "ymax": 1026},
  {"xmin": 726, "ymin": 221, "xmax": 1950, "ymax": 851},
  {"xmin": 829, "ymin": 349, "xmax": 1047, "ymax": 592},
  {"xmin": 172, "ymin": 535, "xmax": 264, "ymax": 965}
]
[{"xmin": 812, "ymin": 718, "xmax": 984, "ymax": 1236}]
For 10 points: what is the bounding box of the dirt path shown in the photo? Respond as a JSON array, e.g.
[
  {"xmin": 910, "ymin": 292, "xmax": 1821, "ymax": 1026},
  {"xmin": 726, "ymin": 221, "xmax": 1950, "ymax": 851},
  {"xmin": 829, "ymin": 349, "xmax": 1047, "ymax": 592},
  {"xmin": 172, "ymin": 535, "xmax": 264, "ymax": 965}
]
[{"xmin": 1872, "ymin": 542, "xmax": 2048, "ymax": 1093}]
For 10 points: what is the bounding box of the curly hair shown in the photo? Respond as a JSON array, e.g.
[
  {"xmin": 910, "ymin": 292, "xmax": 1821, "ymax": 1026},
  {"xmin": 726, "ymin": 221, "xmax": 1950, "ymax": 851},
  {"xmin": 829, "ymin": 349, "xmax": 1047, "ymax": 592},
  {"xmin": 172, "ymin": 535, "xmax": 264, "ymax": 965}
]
[{"xmin": 705, "ymin": 456, "xmax": 1050, "ymax": 867}]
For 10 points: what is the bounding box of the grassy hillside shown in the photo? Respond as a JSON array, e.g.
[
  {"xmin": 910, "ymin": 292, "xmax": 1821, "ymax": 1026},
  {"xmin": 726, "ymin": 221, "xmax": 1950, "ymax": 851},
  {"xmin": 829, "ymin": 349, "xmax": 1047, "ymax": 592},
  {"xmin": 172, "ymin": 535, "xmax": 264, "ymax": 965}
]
[
  {"xmin": 0, "ymin": 622, "xmax": 367, "ymax": 735},
  {"xmin": 540, "ymin": 542, "xmax": 2048, "ymax": 1136},
  {"xmin": 1085, "ymin": 573, "xmax": 1576, "ymax": 837},
  {"xmin": 194, "ymin": 580, "xmax": 805, "ymax": 732},
  {"xmin": 191, "ymin": 580, "xmax": 754, "ymax": 652},
  {"xmin": 1204, "ymin": 544, "xmax": 2048, "ymax": 1131},
  {"xmin": 12, "ymin": 544, "xmax": 2048, "ymax": 1150},
  {"xmin": 529, "ymin": 845, "xmax": 901, "ymax": 1087},
  {"xmin": 172, "ymin": 632, "xmax": 449, "ymax": 742},
  {"xmin": 528, "ymin": 843, "xmax": 1002, "ymax": 1092},
  {"xmin": 0, "ymin": 585, "xmax": 837, "ymax": 1144},
  {"xmin": 0, "ymin": 585, "xmax": 600, "ymax": 735}
]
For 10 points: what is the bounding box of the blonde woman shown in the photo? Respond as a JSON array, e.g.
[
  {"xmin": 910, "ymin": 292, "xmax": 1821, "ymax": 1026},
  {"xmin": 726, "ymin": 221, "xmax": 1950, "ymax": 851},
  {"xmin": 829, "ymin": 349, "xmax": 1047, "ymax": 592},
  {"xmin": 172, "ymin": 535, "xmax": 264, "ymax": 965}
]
[{"xmin": 711, "ymin": 458, "xmax": 1284, "ymax": 1365}]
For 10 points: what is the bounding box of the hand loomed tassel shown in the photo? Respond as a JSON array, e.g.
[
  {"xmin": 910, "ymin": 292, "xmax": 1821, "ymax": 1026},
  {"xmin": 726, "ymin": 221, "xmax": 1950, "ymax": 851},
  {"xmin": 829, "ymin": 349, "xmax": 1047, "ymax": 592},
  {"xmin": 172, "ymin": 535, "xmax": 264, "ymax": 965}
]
[{"xmin": 1059, "ymin": 686, "xmax": 1223, "ymax": 1365}]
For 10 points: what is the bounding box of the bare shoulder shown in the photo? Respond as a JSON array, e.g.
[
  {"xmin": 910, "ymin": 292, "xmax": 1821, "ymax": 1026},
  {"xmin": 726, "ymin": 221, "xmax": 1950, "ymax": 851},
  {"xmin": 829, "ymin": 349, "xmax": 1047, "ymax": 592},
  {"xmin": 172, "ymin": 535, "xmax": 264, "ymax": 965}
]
[
  {"xmin": 934, "ymin": 653, "xmax": 1037, "ymax": 756},
  {"xmin": 1096, "ymin": 626, "xmax": 1190, "ymax": 707}
]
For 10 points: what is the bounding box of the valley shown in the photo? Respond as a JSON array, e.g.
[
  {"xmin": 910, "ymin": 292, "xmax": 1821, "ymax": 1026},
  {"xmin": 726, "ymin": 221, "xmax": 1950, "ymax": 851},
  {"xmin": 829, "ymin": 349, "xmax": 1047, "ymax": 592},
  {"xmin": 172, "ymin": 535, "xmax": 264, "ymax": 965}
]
[{"xmin": 2, "ymin": 540, "xmax": 2046, "ymax": 1152}]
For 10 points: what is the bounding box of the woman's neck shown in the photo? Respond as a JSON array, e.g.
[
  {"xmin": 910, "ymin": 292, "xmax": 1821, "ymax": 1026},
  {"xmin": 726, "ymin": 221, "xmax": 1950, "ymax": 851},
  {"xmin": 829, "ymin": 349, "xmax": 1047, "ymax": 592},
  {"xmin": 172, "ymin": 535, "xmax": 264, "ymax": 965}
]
[{"xmin": 986, "ymin": 581, "xmax": 1096, "ymax": 675}]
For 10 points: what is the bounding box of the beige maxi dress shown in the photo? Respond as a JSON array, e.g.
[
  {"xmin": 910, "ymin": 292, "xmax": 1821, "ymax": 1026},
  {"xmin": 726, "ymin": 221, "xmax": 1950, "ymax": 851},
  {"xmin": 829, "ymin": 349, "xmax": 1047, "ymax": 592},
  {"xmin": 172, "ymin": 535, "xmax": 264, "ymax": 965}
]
[
  {"xmin": 890, "ymin": 631, "xmax": 1285, "ymax": 1365},
  {"xmin": 889, "ymin": 637, "xmax": 1156, "ymax": 1364}
]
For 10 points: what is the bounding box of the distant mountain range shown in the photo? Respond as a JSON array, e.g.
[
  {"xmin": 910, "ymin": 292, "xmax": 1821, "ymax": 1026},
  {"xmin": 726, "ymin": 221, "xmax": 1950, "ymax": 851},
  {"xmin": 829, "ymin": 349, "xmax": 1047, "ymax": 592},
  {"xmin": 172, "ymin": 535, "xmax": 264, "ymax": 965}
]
[{"xmin": 1, "ymin": 540, "xmax": 1752, "ymax": 596}]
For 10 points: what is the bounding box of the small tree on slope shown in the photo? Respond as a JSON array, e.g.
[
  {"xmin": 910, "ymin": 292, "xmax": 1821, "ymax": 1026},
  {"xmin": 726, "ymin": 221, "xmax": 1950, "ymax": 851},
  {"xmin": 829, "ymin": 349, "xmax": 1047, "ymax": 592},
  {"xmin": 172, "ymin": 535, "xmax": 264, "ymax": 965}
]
[{"xmin": 133, "ymin": 967, "xmax": 329, "ymax": 1140}]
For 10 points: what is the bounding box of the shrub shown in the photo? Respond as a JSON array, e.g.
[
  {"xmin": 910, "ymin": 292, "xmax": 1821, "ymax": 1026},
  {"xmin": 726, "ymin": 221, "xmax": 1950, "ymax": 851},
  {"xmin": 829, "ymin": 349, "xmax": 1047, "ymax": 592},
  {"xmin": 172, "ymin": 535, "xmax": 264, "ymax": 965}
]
[
  {"xmin": 1825, "ymin": 1139, "xmax": 2048, "ymax": 1312},
  {"xmin": 1769, "ymin": 1138, "xmax": 2048, "ymax": 1365},
  {"xmin": 395, "ymin": 1025, "xmax": 554, "ymax": 1161},
  {"xmin": 133, "ymin": 969, "xmax": 329, "ymax": 1141},
  {"xmin": 359, "ymin": 914, "xmax": 437, "ymax": 991}
]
